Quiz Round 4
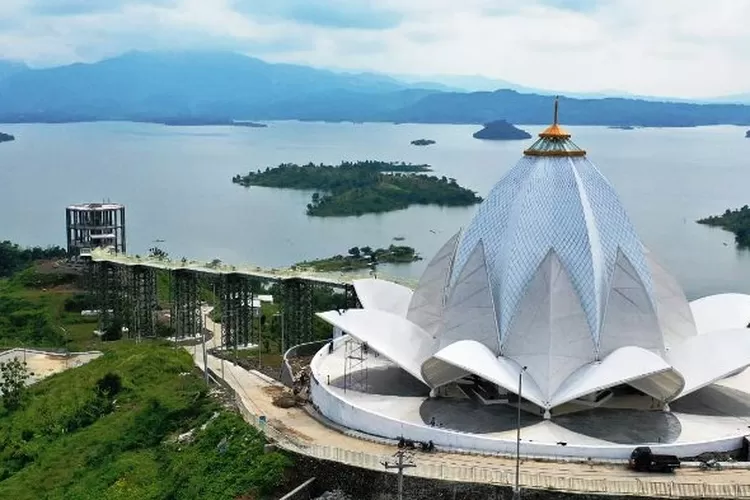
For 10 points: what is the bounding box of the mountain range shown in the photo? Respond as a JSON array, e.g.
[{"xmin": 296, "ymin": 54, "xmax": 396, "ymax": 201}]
[{"xmin": 0, "ymin": 51, "xmax": 749, "ymax": 127}]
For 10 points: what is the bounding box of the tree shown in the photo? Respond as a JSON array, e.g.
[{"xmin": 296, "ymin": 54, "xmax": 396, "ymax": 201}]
[
  {"xmin": 148, "ymin": 247, "xmax": 168, "ymax": 260},
  {"xmin": 0, "ymin": 357, "xmax": 30, "ymax": 411},
  {"xmin": 95, "ymin": 373, "xmax": 123, "ymax": 398},
  {"xmin": 347, "ymin": 247, "xmax": 361, "ymax": 258},
  {"xmin": 102, "ymin": 320, "xmax": 123, "ymax": 341}
]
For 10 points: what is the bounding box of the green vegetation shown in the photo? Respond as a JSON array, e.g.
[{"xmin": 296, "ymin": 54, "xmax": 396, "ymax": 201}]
[
  {"xmin": 0, "ymin": 358, "xmax": 30, "ymax": 411},
  {"xmin": 0, "ymin": 344, "xmax": 290, "ymax": 499},
  {"xmin": 0, "ymin": 132, "xmax": 14, "ymax": 143},
  {"xmin": 411, "ymin": 138, "xmax": 435, "ymax": 146},
  {"xmin": 0, "ymin": 241, "xmax": 100, "ymax": 350},
  {"xmin": 698, "ymin": 205, "xmax": 750, "ymax": 248},
  {"xmin": 0, "ymin": 240, "xmax": 67, "ymax": 278},
  {"xmin": 232, "ymin": 160, "xmax": 482, "ymax": 217},
  {"xmin": 296, "ymin": 245, "xmax": 421, "ymax": 272}
]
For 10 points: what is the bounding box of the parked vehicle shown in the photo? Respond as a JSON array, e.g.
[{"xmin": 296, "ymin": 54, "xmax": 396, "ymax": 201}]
[{"xmin": 629, "ymin": 447, "xmax": 680, "ymax": 473}]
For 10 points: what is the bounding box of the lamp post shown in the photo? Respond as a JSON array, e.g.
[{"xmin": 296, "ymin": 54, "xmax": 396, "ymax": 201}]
[
  {"xmin": 514, "ymin": 366, "xmax": 527, "ymax": 500},
  {"xmin": 201, "ymin": 306, "xmax": 208, "ymax": 384},
  {"xmin": 381, "ymin": 450, "xmax": 416, "ymax": 500},
  {"xmin": 273, "ymin": 311, "xmax": 285, "ymax": 355}
]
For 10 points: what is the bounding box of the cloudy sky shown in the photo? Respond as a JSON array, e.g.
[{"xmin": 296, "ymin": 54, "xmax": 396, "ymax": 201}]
[{"xmin": 0, "ymin": 0, "xmax": 748, "ymax": 98}]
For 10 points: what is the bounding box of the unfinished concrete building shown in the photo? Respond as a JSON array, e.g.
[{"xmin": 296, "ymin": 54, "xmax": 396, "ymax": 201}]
[{"xmin": 66, "ymin": 202, "xmax": 126, "ymax": 256}]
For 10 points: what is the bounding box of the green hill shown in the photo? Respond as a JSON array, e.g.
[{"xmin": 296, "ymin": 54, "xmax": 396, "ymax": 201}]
[{"xmin": 0, "ymin": 344, "xmax": 290, "ymax": 499}]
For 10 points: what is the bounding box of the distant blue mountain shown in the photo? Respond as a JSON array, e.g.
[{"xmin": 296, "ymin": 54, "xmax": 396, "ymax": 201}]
[
  {"xmin": 0, "ymin": 51, "xmax": 415, "ymax": 121},
  {"xmin": 0, "ymin": 51, "xmax": 749, "ymax": 127},
  {"xmin": 390, "ymin": 90, "xmax": 750, "ymax": 127}
]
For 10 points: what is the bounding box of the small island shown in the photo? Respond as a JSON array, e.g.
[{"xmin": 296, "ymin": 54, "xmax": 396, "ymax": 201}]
[
  {"xmin": 156, "ymin": 117, "xmax": 267, "ymax": 127},
  {"xmin": 472, "ymin": 120, "xmax": 531, "ymax": 140},
  {"xmin": 609, "ymin": 125, "xmax": 636, "ymax": 130},
  {"xmin": 745, "ymin": 130, "xmax": 750, "ymax": 138},
  {"xmin": 411, "ymin": 139, "xmax": 436, "ymax": 146},
  {"xmin": 0, "ymin": 131, "xmax": 15, "ymax": 143},
  {"xmin": 697, "ymin": 205, "xmax": 750, "ymax": 248},
  {"xmin": 295, "ymin": 245, "xmax": 421, "ymax": 271},
  {"xmin": 233, "ymin": 160, "xmax": 482, "ymax": 217}
]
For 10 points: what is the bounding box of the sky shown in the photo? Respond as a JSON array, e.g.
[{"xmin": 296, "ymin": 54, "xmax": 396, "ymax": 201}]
[{"xmin": 0, "ymin": 0, "xmax": 749, "ymax": 98}]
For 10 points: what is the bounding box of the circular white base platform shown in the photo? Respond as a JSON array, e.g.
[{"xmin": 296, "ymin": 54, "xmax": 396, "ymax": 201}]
[{"xmin": 310, "ymin": 339, "xmax": 750, "ymax": 460}]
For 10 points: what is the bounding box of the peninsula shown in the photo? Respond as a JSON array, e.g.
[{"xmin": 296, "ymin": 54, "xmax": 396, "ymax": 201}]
[
  {"xmin": 697, "ymin": 205, "xmax": 750, "ymax": 248},
  {"xmin": 411, "ymin": 139, "xmax": 436, "ymax": 146},
  {"xmin": 472, "ymin": 120, "xmax": 531, "ymax": 140},
  {"xmin": 233, "ymin": 160, "xmax": 481, "ymax": 217},
  {"xmin": 0, "ymin": 132, "xmax": 14, "ymax": 143},
  {"xmin": 295, "ymin": 245, "xmax": 421, "ymax": 272}
]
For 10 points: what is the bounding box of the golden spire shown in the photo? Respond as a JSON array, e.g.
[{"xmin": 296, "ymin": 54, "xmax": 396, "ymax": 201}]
[
  {"xmin": 538, "ymin": 96, "xmax": 570, "ymax": 139},
  {"xmin": 523, "ymin": 97, "xmax": 587, "ymax": 157}
]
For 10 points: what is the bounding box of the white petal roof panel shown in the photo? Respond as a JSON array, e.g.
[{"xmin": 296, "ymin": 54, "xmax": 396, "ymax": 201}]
[
  {"xmin": 421, "ymin": 340, "xmax": 547, "ymax": 408},
  {"xmin": 689, "ymin": 293, "xmax": 750, "ymax": 334},
  {"xmin": 550, "ymin": 346, "xmax": 683, "ymax": 408},
  {"xmin": 353, "ymin": 278, "xmax": 413, "ymax": 317},
  {"xmin": 668, "ymin": 327, "xmax": 750, "ymax": 398},
  {"xmin": 317, "ymin": 309, "xmax": 435, "ymax": 384}
]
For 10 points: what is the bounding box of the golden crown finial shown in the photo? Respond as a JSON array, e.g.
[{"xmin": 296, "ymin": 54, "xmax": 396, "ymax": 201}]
[{"xmin": 523, "ymin": 96, "xmax": 587, "ymax": 157}]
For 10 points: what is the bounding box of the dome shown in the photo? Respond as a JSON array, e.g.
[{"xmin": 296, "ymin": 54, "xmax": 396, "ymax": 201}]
[
  {"xmin": 316, "ymin": 102, "xmax": 750, "ymax": 415},
  {"xmin": 450, "ymin": 155, "xmax": 659, "ymax": 359}
]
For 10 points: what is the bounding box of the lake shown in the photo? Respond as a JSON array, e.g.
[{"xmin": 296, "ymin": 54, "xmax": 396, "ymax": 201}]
[{"xmin": 0, "ymin": 120, "xmax": 748, "ymax": 300}]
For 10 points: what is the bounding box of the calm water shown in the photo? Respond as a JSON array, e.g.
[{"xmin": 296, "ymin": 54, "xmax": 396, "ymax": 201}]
[{"xmin": 0, "ymin": 121, "xmax": 748, "ymax": 299}]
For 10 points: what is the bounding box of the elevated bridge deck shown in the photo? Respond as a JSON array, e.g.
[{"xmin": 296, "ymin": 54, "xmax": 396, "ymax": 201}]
[{"xmin": 86, "ymin": 248, "xmax": 418, "ymax": 289}]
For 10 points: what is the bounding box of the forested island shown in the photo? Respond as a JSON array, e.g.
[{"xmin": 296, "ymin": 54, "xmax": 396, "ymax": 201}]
[
  {"xmin": 157, "ymin": 118, "xmax": 267, "ymax": 127},
  {"xmin": 0, "ymin": 132, "xmax": 14, "ymax": 143},
  {"xmin": 697, "ymin": 205, "xmax": 750, "ymax": 248},
  {"xmin": 295, "ymin": 245, "xmax": 421, "ymax": 271},
  {"xmin": 232, "ymin": 160, "xmax": 482, "ymax": 216},
  {"xmin": 411, "ymin": 139, "xmax": 436, "ymax": 146},
  {"xmin": 472, "ymin": 120, "xmax": 531, "ymax": 140}
]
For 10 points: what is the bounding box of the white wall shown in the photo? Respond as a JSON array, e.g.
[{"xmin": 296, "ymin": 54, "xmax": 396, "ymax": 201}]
[{"xmin": 309, "ymin": 342, "xmax": 744, "ymax": 460}]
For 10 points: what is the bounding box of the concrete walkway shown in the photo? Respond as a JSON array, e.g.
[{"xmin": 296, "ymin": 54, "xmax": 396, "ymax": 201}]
[{"xmin": 188, "ymin": 344, "xmax": 750, "ymax": 498}]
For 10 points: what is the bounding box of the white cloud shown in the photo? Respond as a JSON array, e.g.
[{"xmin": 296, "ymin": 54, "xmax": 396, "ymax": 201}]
[{"xmin": 0, "ymin": 0, "xmax": 749, "ymax": 97}]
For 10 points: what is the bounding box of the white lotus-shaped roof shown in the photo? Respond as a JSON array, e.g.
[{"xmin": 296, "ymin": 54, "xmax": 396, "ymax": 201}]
[{"xmin": 317, "ymin": 116, "xmax": 750, "ymax": 414}]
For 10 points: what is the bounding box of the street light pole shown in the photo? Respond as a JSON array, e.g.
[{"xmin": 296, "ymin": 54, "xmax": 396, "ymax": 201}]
[
  {"xmin": 382, "ymin": 450, "xmax": 416, "ymax": 500},
  {"xmin": 202, "ymin": 308, "xmax": 208, "ymax": 384},
  {"xmin": 257, "ymin": 307, "xmax": 262, "ymax": 369},
  {"xmin": 514, "ymin": 366, "xmax": 527, "ymax": 500}
]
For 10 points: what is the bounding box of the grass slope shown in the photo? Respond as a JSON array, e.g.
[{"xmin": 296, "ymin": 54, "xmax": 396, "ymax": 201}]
[
  {"xmin": 0, "ymin": 268, "xmax": 100, "ymax": 351},
  {"xmin": 0, "ymin": 344, "xmax": 290, "ymax": 499}
]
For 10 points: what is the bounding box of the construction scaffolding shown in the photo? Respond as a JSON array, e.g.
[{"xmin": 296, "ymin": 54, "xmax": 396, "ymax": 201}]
[
  {"xmin": 343, "ymin": 283, "xmax": 360, "ymax": 310},
  {"xmin": 282, "ymin": 278, "xmax": 315, "ymax": 348},
  {"xmin": 344, "ymin": 338, "xmax": 369, "ymax": 393},
  {"xmin": 171, "ymin": 269, "xmax": 201, "ymax": 340},
  {"xmin": 221, "ymin": 273, "xmax": 255, "ymax": 350},
  {"xmin": 126, "ymin": 265, "xmax": 157, "ymax": 340},
  {"xmin": 92, "ymin": 260, "xmax": 124, "ymax": 335},
  {"xmin": 85, "ymin": 258, "xmax": 364, "ymax": 350}
]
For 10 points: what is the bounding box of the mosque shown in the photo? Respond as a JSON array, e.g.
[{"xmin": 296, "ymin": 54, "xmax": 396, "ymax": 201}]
[{"xmin": 308, "ymin": 102, "xmax": 750, "ymax": 458}]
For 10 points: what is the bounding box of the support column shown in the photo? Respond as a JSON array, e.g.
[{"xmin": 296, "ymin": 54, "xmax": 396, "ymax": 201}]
[
  {"xmin": 171, "ymin": 270, "xmax": 201, "ymax": 340},
  {"xmin": 221, "ymin": 273, "xmax": 253, "ymax": 350},
  {"xmin": 130, "ymin": 265, "xmax": 157, "ymax": 339}
]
